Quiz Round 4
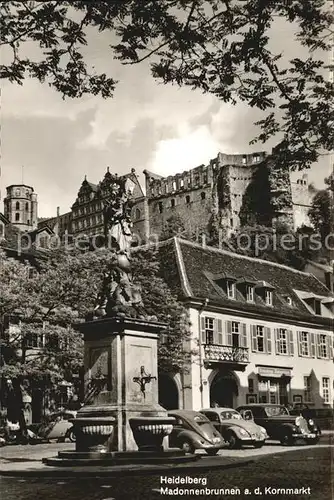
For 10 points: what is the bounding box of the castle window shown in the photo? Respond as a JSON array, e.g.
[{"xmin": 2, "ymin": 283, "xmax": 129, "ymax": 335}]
[
  {"xmin": 25, "ymin": 202, "xmax": 29, "ymax": 211},
  {"xmin": 180, "ymin": 179, "xmax": 184, "ymax": 188},
  {"xmin": 242, "ymin": 156, "xmax": 247, "ymax": 164},
  {"xmin": 27, "ymin": 219, "xmax": 30, "ymax": 225},
  {"xmin": 203, "ymin": 173, "xmax": 208, "ymax": 184},
  {"xmin": 15, "ymin": 212, "xmax": 20, "ymax": 221},
  {"xmin": 135, "ymin": 208, "xmax": 141, "ymax": 220},
  {"xmin": 165, "ymin": 184, "xmax": 169, "ymax": 194},
  {"xmin": 15, "ymin": 202, "xmax": 20, "ymax": 210},
  {"xmin": 171, "ymin": 199, "xmax": 176, "ymax": 208},
  {"xmin": 172, "ymin": 181, "xmax": 177, "ymax": 191},
  {"xmin": 194, "ymin": 175, "xmax": 200, "ymax": 186},
  {"xmin": 230, "ymin": 218, "xmax": 234, "ymax": 227},
  {"xmin": 200, "ymin": 192, "xmax": 206, "ymax": 200},
  {"xmin": 158, "ymin": 202, "xmax": 163, "ymax": 213},
  {"xmin": 185, "ymin": 195, "xmax": 190, "ymax": 204}
]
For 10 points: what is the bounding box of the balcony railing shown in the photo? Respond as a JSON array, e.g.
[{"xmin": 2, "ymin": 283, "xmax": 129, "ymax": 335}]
[{"xmin": 204, "ymin": 344, "xmax": 250, "ymax": 364}]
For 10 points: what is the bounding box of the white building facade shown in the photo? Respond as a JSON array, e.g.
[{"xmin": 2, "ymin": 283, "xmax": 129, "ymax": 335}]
[{"xmin": 157, "ymin": 238, "xmax": 333, "ymax": 411}]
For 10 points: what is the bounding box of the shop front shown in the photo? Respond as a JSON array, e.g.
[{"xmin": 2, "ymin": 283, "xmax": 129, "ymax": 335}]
[{"xmin": 256, "ymin": 366, "xmax": 292, "ymax": 406}]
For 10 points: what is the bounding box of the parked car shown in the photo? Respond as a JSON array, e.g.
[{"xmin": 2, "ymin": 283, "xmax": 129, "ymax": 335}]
[
  {"xmin": 236, "ymin": 404, "xmax": 320, "ymax": 445},
  {"xmin": 167, "ymin": 410, "xmax": 226, "ymax": 455},
  {"xmin": 200, "ymin": 407, "xmax": 268, "ymax": 449},
  {"xmin": 28, "ymin": 410, "xmax": 77, "ymax": 443}
]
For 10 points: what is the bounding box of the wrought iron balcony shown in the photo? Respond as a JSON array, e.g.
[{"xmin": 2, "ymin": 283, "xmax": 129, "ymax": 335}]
[{"xmin": 203, "ymin": 344, "xmax": 250, "ymax": 364}]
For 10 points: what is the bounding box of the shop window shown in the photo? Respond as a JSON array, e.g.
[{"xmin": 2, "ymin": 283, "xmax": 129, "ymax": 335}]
[
  {"xmin": 304, "ymin": 376, "xmax": 312, "ymax": 403},
  {"xmin": 322, "ymin": 377, "xmax": 330, "ymax": 404}
]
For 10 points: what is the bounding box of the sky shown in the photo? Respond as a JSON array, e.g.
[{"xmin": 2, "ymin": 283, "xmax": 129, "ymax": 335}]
[{"xmin": 1, "ymin": 7, "xmax": 332, "ymax": 218}]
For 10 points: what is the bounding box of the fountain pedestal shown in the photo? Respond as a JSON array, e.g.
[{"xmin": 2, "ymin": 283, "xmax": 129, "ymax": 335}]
[{"xmin": 72, "ymin": 316, "xmax": 171, "ymax": 452}]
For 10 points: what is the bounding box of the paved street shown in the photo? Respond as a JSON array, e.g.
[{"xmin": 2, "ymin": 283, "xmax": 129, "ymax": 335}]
[{"xmin": 0, "ymin": 437, "xmax": 333, "ymax": 500}]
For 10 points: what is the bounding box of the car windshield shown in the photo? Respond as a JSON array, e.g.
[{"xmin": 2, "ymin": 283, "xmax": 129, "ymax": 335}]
[
  {"xmin": 193, "ymin": 414, "xmax": 210, "ymax": 425},
  {"xmin": 220, "ymin": 411, "xmax": 242, "ymax": 420},
  {"xmin": 264, "ymin": 406, "xmax": 289, "ymax": 417}
]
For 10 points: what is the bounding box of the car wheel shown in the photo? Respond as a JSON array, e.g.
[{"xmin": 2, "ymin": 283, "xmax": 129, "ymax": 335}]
[
  {"xmin": 66, "ymin": 428, "xmax": 76, "ymax": 443},
  {"xmin": 226, "ymin": 432, "xmax": 240, "ymax": 449},
  {"xmin": 181, "ymin": 440, "xmax": 195, "ymax": 454},
  {"xmin": 280, "ymin": 433, "xmax": 294, "ymax": 446},
  {"xmin": 205, "ymin": 448, "xmax": 219, "ymax": 456},
  {"xmin": 254, "ymin": 442, "xmax": 264, "ymax": 449}
]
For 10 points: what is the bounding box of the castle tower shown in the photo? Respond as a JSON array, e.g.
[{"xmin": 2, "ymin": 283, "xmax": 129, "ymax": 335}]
[{"xmin": 4, "ymin": 185, "xmax": 38, "ymax": 231}]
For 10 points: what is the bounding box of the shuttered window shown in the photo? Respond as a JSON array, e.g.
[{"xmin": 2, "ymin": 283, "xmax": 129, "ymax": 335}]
[
  {"xmin": 274, "ymin": 328, "xmax": 294, "ymax": 355},
  {"xmin": 297, "ymin": 331, "xmax": 310, "ymax": 357},
  {"xmin": 201, "ymin": 317, "xmax": 223, "ymax": 345},
  {"xmin": 317, "ymin": 334, "xmax": 329, "ymax": 359}
]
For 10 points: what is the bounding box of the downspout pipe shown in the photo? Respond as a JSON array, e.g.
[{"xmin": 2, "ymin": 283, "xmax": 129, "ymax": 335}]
[{"xmin": 198, "ymin": 298, "xmax": 209, "ymax": 408}]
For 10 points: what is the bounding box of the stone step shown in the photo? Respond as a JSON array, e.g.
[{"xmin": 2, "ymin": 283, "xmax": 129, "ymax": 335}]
[{"xmin": 43, "ymin": 454, "xmax": 200, "ymax": 467}]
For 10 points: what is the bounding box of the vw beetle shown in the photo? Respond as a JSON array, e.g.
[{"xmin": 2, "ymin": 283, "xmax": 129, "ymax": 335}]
[
  {"xmin": 167, "ymin": 410, "xmax": 226, "ymax": 455},
  {"xmin": 200, "ymin": 407, "xmax": 268, "ymax": 449}
]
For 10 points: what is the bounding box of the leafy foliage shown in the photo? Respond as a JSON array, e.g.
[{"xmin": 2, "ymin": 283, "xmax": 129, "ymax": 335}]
[
  {"xmin": 226, "ymin": 222, "xmax": 319, "ymax": 270},
  {"xmin": 1, "ymin": 1, "xmax": 333, "ymax": 169},
  {"xmin": 308, "ymin": 173, "xmax": 334, "ymax": 245}
]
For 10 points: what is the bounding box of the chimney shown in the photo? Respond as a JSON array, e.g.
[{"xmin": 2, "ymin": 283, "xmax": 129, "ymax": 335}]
[
  {"xmin": 57, "ymin": 206, "xmax": 60, "ymax": 217},
  {"xmin": 325, "ymin": 271, "xmax": 334, "ymax": 293}
]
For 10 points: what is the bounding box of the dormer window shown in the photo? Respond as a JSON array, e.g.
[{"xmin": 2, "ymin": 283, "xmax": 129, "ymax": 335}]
[
  {"xmin": 227, "ymin": 280, "xmax": 235, "ymax": 299},
  {"xmin": 246, "ymin": 285, "xmax": 254, "ymax": 302},
  {"xmin": 265, "ymin": 290, "xmax": 273, "ymax": 306},
  {"xmin": 286, "ymin": 296, "xmax": 292, "ymax": 306},
  {"xmin": 314, "ymin": 299, "xmax": 321, "ymax": 316}
]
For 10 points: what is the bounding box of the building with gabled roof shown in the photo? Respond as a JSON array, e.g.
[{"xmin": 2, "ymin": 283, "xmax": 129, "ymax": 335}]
[{"xmin": 149, "ymin": 238, "xmax": 333, "ymax": 411}]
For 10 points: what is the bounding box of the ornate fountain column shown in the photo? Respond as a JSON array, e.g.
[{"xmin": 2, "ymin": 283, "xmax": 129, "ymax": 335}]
[{"xmin": 72, "ymin": 172, "xmax": 174, "ymax": 453}]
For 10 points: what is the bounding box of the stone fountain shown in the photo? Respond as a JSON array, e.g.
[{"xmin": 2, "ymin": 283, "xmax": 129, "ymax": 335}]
[{"xmin": 45, "ymin": 171, "xmax": 198, "ymax": 467}]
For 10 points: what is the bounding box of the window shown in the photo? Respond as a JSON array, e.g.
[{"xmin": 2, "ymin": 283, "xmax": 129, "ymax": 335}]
[
  {"xmin": 231, "ymin": 321, "xmax": 239, "ymax": 334},
  {"xmin": 180, "ymin": 179, "xmax": 184, "ymax": 188},
  {"xmin": 185, "ymin": 195, "xmax": 190, "ymax": 204},
  {"xmin": 318, "ymin": 334, "xmax": 328, "ymax": 358},
  {"xmin": 158, "ymin": 202, "xmax": 163, "ymax": 213},
  {"xmin": 194, "ymin": 175, "xmax": 200, "ymax": 186},
  {"xmin": 227, "ymin": 281, "xmax": 235, "ymax": 299},
  {"xmin": 265, "ymin": 290, "xmax": 273, "ymax": 306},
  {"xmin": 255, "ymin": 325, "xmax": 264, "ymax": 352},
  {"xmin": 322, "ymin": 377, "xmax": 330, "ymax": 404},
  {"xmin": 15, "ymin": 212, "xmax": 20, "ymax": 221},
  {"xmin": 203, "ymin": 173, "xmax": 208, "ymax": 184},
  {"xmin": 278, "ymin": 329, "xmax": 288, "ymax": 354},
  {"xmin": 299, "ymin": 331, "xmax": 310, "ymax": 356},
  {"xmin": 201, "ymin": 192, "xmax": 206, "ymax": 200},
  {"xmin": 25, "ymin": 202, "xmax": 29, "ymax": 211},
  {"xmin": 248, "ymin": 379, "xmax": 254, "ymax": 393},
  {"xmin": 314, "ymin": 299, "xmax": 321, "ymax": 315},
  {"xmin": 242, "ymin": 156, "xmax": 247, "ymax": 164},
  {"xmin": 172, "ymin": 181, "xmax": 177, "ymax": 191},
  {"xmin": 204, "ymin": 317, "xmax": 214, "ymax": 344},
  {"xmin": 246, "ymin": 285, "xmax": 254, "ymax": 302},
  {"xmin": 0, "ymin": 224, "xmax": 3, "ymax": 237},
  {"xmin": 165, "ymin": 184, "xmax": 169, "ymax": 194},
  {"xmin": 15, "ymin": 201, "xmax": 20, "ymax": 210},
  {"xmin": 171, "ymin": 199, "xmax": 175, "ymax": 208},
  {"xmin": 25, "ymin": 333, "xmax": 44, "ymax": 349},
  {"xmin": 304, "ymin": 376, "xmax": 312, "ymax": 403}
]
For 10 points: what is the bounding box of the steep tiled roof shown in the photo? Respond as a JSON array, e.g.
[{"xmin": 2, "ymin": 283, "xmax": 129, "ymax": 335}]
[{"xmin": 156, "ymin": 238, "xmax": 332, "ymax": 323}]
